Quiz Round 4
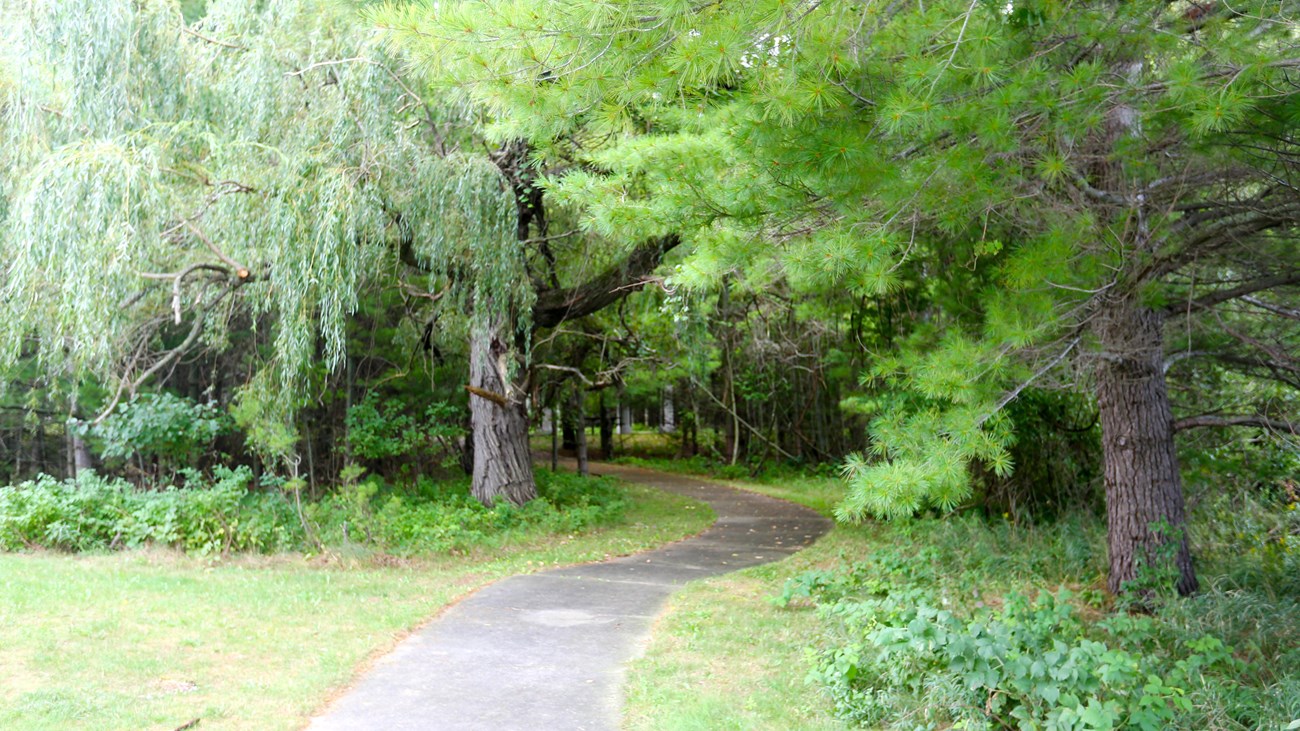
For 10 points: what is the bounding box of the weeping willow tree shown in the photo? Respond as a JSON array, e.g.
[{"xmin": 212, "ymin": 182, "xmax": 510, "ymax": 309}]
[{"xmin": 0, "ymin": 0, "xmax": 545, "ymax": 503}]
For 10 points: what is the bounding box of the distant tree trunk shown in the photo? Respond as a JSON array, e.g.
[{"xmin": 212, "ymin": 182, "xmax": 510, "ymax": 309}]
[
  {"xmin": 73, "ymin": 436, "xmax": 93, "ymax": 474},
  {"xmin": 1095, "ymin": 298, "xmax": 1197, "ymax": 596},
  {"xmin": 468, "ymin": 316, "xmax": 537, "ymax": 506},
  {"xmin": 598, "ymin": 390, "xmax": 613, "ymax": 459},
  {"xmin": 661, "ymin": 384, "xmax": 676, "ymax": 433},
  {"xmin": 572, "ymin": 383, "xmax": 589, "ymax": 477},
  {"xmin": 65, "ymin": 424, "xmax": 75, "ymax": 478},
  {"xmin": 561, "ymin": 407, "xmax": 577, "ymax": 451},
  {"xmin": 618, "ymin": 382, "xmax": 633, "ymax": 435},
  {"xmin": 550, "ymin": 412, "xmax": 559, "ymax": 471}
]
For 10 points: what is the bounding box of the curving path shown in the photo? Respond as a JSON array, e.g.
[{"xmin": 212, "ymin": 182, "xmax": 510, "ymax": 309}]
[{"xmin": 306, "ymin": 462, "xmax": 832, "ymax": 731}]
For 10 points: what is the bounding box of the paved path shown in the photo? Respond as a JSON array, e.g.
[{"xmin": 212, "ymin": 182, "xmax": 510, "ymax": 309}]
[{"xmin": 306, "ymin": 462, "xmax": 832, "ymax": 731}]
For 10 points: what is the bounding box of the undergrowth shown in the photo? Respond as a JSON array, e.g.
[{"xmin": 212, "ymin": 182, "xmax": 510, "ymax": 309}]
[
  {"xmin": 780, "ymin": 491, "xmax": 1300, "ymax": 730},
  {"xmin": 0, "ymin": 467, "xmax": 626, "ymax": 556}
]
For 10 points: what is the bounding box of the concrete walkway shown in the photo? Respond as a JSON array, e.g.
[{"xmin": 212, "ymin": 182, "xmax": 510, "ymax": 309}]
[{"xmin": 306, "ymin": 462, "xmax": 832, "ymax": 731}]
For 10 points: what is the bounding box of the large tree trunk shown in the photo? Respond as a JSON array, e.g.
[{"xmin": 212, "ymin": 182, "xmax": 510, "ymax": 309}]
[
  {"xmin": 468, "ymin": 317, "xmax": 536, "ymax": 507},
  {"xmin": 1095, "ymin": 299, "xmax": 1197, "ymax": 596}
]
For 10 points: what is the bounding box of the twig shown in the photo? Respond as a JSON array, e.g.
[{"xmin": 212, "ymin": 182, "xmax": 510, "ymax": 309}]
[
  {"xmin": 182, "ymin": 26, "xmax": 244, "ymax": 49},
  {"xmin": 978, "ymin": 337, "xmax": 1081, "ymax": 425}
]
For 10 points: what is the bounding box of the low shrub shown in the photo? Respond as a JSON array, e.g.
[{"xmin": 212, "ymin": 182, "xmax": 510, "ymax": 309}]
[
  {"xmin": 812, "ymin": 590, "xmax": 1251, "ymax": 730},
  {"xmin": 306, "ymin": 468, "xmax": 627, "ymax": 555},
  {"xmin": 0, "ymin": 468, "xmax": 628, "ymax": 557},
  {"xmin": 0, "ymin": 467, "xmax": 296, "ymax": 555},
  {"xmin": 785, "ymin": 510, "xmax": 1300, "ymax": 730}
]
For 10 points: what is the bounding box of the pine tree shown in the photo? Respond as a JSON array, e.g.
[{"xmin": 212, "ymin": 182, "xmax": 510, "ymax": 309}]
[{"xmin": 373, "ymin": 0, "xmax": 1300, "ymax": 593}]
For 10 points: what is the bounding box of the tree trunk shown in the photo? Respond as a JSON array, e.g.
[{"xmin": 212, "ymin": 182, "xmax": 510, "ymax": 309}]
[
  {"xmin": 1095, "ymin": 299, "xmax": 1197, "ymax": 597},
  {"xmin": 617, "ymin": 382, "xmax": 632, "ymax": 435},
  {"xmin": 73, "ymin": 434, "xmax": 93, "ymax": 475},
  {"xmin": 468, "ymin": 317, "xmax": 537, "ymax": 506},
  {"xmin": 561, "ymin": 408, "xmax": 577, "ymax": 451},
  {"xmin": 598, "ymin": 390, "xmax": 613, "ymax": 459},
  {"xmin": 572, "ymin": 383, "xmax": 589, "ymax": 477},
  {"xmin": 549, "ymin": 387, "xmax": 559, "ymax": 471}
]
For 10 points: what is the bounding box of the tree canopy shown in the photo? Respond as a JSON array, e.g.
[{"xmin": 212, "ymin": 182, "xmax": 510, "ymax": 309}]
[{"xmin": 374, "ymin": 0, "xmax": 1300, "ymax": 592}]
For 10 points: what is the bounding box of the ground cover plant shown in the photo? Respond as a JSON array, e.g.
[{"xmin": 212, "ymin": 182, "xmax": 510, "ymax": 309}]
[
  {"xmin": 0, "ymin": 474, "xmax": 713, "ymax": 731},
  {"xmin": 623, "ymin": 464, "xmax": 1300, "ymax": 731}
]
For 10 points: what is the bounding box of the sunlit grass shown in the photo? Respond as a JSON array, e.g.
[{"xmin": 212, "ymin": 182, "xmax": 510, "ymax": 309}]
[
  {"xmin": 621, "ymin": 466, "xmax": 851, "ymax": 731},
  {"xmin": 0, "ymin": 482, "xmax": 713, "ymax": 731},
  {"xmin": 624, "ymin": 527, "xmax": 861, "ymax": 731}
]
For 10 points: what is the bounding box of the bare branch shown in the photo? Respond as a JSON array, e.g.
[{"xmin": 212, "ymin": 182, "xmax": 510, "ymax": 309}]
[
  {"xmin": 464, "ymin": 385, "xmax": 509, "ymax": 407},
  {"xmin": 533, "ymin": 235, "xmax": 680, "ymax": 329},
  {"xmin": 1168, "ymin": 270, "xmax": 1300, "ymax": 315},
  {"xmin": 1242, "ymin": 295, "xmax": 1300, "ymax": 320},
  {"xmin": 979, "ymin": 337, "xmax": 1082, "ymax": 425},
  {"xmin": 1174, "ymin": 414, "xmax": 1298, "ymax": 433}
]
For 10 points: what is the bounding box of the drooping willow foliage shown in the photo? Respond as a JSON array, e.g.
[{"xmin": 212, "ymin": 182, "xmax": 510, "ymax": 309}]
[{"xmin": 0, "ymin": 0, "xmax": 526, "ymax": 415}]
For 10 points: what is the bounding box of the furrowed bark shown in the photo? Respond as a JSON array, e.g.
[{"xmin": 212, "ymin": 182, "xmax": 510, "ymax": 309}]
[
  {"xmin": 468, "ymin": 314, "xmax": 537, "ymax": 507},
  {"xmin": 1095, "ymin": 298, "xmax": 1198, "ymax": 597},
  {"xmin": 532, "ymin": 235, "xmax": 680, "ymax": 330}
]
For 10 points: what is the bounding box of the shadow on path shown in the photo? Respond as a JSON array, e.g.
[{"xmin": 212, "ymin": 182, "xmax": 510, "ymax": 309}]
[{"xmin": 306, "ymin": 462, "xmax": 833, "ymax": 731}]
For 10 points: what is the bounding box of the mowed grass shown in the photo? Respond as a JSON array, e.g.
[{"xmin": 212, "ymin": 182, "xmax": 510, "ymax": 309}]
[
  {"xmin": 0, "ymin": 482, "xmax": 713, "ymax": 731},
  {"xmin": 623, "ymin": 467, "xmax": 853, "ymax": 731}
]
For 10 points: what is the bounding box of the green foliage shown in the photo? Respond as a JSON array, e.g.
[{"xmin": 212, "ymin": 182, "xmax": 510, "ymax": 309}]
[
  {"xmin": 0, "ymin": 0, "xmax": 522, "ymax": 415},
  {"xmin": 972, "ymin": 389, "xmax": 1102, "ymax": 520},
  {"xmin": 0, "ymin": 467, "xmax": 628, "ymax": 557},
  {"xmin": 1192, "ymin": 486, "xmax": 1300, "ymax": 598},
  {"xmin": 306, "ymin": 468, "xmax": 626, "ymax": 555},
  {"xmin": 373, "ymin": 0, "xmax": 1300, "ymax": 525},
  {"xmin": 812, "ymin": 590, "xmax": 1243, "ymax": 730},
  {"xmin": 81, "ymin": 392, "xmax": 229, "ymax": 465},
  {"xmin": 345, "ymin": 393, "xmax": 464, "ymax": 461},
  {"xmin": 779, "ymin": 508, "xmax": 1300, "ymax": 730},
  {"xmin": 0, "ymin": 467, "xmax": 296, "ymax": 555}
]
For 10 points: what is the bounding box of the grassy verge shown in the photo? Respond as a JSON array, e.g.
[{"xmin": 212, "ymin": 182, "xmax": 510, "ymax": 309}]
[
  {"xmin": 623, "ymin": 528, "xmax": 859, "ymax": 731},
  {"xmin": 621, "ymin": 461, "xmax": 1300, "ymax": 730},
  {"xmin": 0, "ymin": 481, "xmax": 713, "ymax": 731},
  {"xmin": 622, "ymin": 461, "xmax": 852, "ymax": 731}
]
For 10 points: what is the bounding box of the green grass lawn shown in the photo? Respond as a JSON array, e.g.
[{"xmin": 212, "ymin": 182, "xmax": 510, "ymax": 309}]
[{"xmin": 0, "ymin": 482, "xmax": 713, "ymax": 731}]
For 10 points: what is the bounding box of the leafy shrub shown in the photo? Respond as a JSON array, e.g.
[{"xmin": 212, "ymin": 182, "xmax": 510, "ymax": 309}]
[
  {"xmin": 1, "ymin": 467, "xmax": 629, "ymax": 557},
  {"xmin": 0, "ymin": 468, "xmax": 297, "ymax": 555},
  {"xmin": 345, "ymin": 394, "xmax": 464, "ymax": 461},
  {"xmin": 80, "ymin": 392, "xmax": 229, "ymax": 466},
  {"xmin": 787, "ymin": 512, "xmax": 1300, "ymax": 730},
  {"xmin": 812, "ymin": 589, "xmax": 1250, "ymax": 730},
  {"xmin": 305, "ymin": 468, "xmax": 626, "ymax": 555}
]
